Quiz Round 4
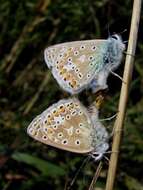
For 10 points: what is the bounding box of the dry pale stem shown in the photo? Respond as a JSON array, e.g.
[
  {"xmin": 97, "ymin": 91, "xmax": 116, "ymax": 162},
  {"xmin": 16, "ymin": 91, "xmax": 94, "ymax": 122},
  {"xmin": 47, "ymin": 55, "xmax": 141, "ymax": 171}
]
[
  {"xmin": 88, "ymin": 161, "xmax": 103, "ymax": 190},
  {"xmin": 105, "ymin": 0, "xmax": 142, "ymax": 190}
]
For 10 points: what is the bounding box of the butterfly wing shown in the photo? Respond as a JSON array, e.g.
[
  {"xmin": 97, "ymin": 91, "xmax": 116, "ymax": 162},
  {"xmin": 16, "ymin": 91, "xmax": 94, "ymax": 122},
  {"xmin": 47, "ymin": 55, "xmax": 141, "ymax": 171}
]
[
  {"xmin": 44, "ymin": 40, "xmax": 108, "ymax": 94},
  {"xmin": 27, "ymin": 98, "xmax": 94, "ymax": 153}
]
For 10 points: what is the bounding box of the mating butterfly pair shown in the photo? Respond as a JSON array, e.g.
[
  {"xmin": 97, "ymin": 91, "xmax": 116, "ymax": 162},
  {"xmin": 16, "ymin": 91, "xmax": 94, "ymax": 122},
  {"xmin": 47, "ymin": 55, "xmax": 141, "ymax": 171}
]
[{"xmin": 27, "ymin": 34, "xmax": 125, "ymax": 160}]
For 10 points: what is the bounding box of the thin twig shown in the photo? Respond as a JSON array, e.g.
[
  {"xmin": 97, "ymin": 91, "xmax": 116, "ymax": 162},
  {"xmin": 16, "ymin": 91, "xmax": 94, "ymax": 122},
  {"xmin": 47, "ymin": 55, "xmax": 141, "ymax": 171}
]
[
  {"xmin": 105, "ymin": 1, "xmax": 141, "ymax": 190},
  {"xmin": 66, "ymin": 156, "xmax": 90, "ymax": 190},
  {"xmin": 1, "ymin": 0, "xmax": 51, "ymax": 73},
  {"xmin": 23, "ymin": 19, "xmax": 60, "ymax": 115},
  {"xmin": 23, "ymin": 72, "xmax": 50, "ymax": 115},
  {"xmin": 12, "ymin": 58, "xmax": 37, "ymax": 86},
  {"xmin": 88, "ymin": 161, "xmax": 103, "ymax": 190}
]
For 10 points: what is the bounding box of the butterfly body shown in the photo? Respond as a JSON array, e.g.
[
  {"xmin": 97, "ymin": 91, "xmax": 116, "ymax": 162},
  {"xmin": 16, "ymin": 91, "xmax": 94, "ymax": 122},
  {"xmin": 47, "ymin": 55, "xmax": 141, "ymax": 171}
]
[
  {"xmin": 44, "ymin": 35, "xmax": 125, "ymax": 94},
  {"xmin": 27, "ymin": 98, "xmax": 109, "ymax": 160}
]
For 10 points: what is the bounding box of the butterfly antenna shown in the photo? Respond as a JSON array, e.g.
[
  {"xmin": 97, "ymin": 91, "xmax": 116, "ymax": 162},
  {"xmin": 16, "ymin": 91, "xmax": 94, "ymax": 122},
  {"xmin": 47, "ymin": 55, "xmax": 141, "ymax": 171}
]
[
  {"xmin": 123, "ymin": 40, "xmax": 128, "ymax": 44},
  {"xmin": 107, "ymin": 23, "xmax": 111, "ymax": 37},
  {"xmin": 88, "ymin": 161, "xmax": 103, "ymax": 190},
  {"xmin": 118, "ymin": 29, "xmax": 127, "ymax": 35},
  {"xmin": 67, "ymin": 156, "xmax": 90, "ymax": 190}
]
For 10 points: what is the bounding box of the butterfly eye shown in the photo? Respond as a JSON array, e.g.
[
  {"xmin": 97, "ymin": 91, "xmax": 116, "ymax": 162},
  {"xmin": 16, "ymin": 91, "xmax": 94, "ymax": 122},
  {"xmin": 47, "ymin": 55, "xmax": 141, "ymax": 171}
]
[{"xmin": 111, "ymin": 35, "xmax": 119, "ymax": 40}]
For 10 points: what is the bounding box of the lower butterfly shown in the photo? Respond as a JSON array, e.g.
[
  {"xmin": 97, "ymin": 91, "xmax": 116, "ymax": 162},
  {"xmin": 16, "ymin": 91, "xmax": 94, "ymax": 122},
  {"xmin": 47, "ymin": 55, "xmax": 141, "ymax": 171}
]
[
  {"xmin": 44, "ymin": 34, "xmax": 125, "ymax": 94},
  {"xmin": 27, "ymin": 98, "xmax": 109, "ymax": 160}
]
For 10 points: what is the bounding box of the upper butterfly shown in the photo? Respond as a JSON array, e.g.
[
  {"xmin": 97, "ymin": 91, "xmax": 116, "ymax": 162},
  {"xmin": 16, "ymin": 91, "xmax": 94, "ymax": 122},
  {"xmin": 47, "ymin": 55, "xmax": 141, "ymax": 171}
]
[{"xmin": 44, "ymin": 34, "xmax": 125, "ymax": 94}]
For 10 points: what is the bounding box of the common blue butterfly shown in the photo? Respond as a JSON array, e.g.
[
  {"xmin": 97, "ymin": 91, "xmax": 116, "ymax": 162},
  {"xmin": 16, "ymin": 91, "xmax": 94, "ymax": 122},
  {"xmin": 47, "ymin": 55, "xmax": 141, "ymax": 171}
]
[
  {"xmin": 44, "ymin": 34, "xmax": 125, "ymax": 94},
  {"xmin": 27, "ymin": 98, "xmax": 109, "ymax": 160}
]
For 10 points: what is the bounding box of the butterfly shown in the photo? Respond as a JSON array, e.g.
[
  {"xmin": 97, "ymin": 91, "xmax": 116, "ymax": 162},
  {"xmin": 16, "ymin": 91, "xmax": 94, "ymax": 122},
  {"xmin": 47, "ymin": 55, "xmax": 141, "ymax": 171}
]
[
  {"xmin": 44, "ymin": 34, "xmax": 125, "ymax": 94},
  {"xmin": 27, "ymin": 98, "xmax": 109, "ymax": 161}
]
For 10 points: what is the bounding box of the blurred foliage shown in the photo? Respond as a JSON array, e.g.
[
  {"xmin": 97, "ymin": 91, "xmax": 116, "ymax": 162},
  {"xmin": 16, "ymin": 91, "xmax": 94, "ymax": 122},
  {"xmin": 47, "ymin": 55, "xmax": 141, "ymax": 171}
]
[{"xmin": 0, "ymin": 0, "xmax": 143, "ymax": 189}]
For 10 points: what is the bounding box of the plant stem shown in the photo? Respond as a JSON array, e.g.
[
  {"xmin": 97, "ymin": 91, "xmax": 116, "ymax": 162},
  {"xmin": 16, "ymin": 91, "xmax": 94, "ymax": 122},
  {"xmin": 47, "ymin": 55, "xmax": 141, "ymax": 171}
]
[
  {"xmin": 88, "ymin": 161, "xmax": 103, "ymax": 190},
  {"xmin": 105, "ymin": 0, "xmax": 142, "ymax": 190}
]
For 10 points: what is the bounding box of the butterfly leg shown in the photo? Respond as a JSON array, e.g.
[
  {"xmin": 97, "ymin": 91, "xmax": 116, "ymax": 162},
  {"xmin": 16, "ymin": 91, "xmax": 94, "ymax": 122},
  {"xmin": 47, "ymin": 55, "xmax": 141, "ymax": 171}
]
[{"xmin": 109, "ymin": 69, "xmax": 126, "ymax": 84}]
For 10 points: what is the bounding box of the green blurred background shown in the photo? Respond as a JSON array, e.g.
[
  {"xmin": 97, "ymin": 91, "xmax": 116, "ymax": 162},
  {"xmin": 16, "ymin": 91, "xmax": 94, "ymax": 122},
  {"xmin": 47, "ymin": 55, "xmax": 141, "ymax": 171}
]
[{"xmin": 0, "ymin": 0, "xmax": 143, "ymax": 189}]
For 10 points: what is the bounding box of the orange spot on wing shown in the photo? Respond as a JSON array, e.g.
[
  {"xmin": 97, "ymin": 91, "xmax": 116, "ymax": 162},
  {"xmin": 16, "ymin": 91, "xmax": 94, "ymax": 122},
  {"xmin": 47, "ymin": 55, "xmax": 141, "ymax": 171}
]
[
  {"xmin": 58, "ymin": 106, "xmax": 66, "ymax": 114},
  {"xmin": 70, "ymin": 79, "xmax": 77, "ymax": 88},
  {"xmin": 59, "ymin": 68, "xmax": 67, "ymax": 75}
]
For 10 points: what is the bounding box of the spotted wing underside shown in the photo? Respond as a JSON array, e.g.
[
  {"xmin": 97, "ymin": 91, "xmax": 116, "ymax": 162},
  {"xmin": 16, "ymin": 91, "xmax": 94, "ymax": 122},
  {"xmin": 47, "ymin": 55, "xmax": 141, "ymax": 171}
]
[
  {"xmin": 44, "ymin": 40, "xmax": 107, "ymax": 94},
  {"xmin": 27, "ymin": 98, "xmax": 94, "ymax": 153}
]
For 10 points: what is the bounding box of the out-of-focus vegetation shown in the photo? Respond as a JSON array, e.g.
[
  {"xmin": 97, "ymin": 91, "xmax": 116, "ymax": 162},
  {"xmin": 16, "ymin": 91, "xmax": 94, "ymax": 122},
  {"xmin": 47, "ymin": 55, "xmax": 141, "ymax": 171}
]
[{"xmin": 0, "ymin": 0, "xmax": 143, "ymax": 189}]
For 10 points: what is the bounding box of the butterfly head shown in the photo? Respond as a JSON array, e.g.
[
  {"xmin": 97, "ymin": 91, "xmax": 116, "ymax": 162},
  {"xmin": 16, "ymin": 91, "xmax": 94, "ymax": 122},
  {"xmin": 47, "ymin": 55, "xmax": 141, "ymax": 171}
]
[
  {"xmin": 110, "ymin": 34, "xmax": 125, "ymax": 51},
  {"xmin": 90, "ymin": 141, "xmax": 109, "ymax": 161},
  {"xmin": 104, "ymin": 34, "xmax": 125, "ymax": 70}
]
